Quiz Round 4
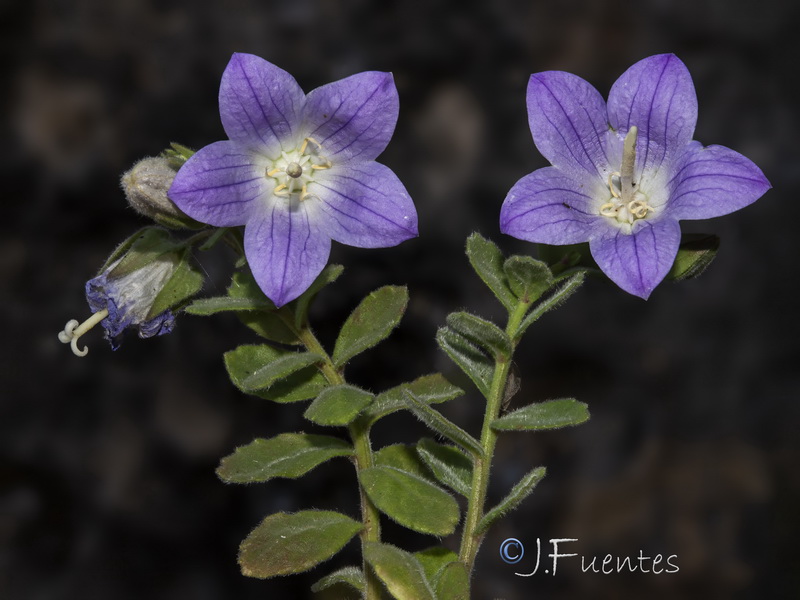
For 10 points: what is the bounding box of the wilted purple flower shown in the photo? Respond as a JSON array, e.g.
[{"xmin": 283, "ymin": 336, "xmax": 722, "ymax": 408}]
[
  {"xmin": 500, "ymin": 54, "xmax": 770, "ymax": 299},
  {"xmin": 169, "ymin": 53, "xmax": 418, "ymax": 306}
]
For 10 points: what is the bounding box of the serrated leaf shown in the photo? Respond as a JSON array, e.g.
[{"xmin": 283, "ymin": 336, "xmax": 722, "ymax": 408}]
[
  {"xmin": 416, "ymin": 438, "xmax": 473, "ymax": 497},
  {"xmin": 332, "ymin": 286, "xmax": 408, "ymax": 368},
  {"xmin": 216, "ymin": 433, "xmax": 352, "ymax": 484},
  {"xmin": 224, "ymin": 344, "xmax": 327, "ymax": 402},
  {"xmin": 492, "ymin": 398, "xmax": 589, "ymax": 431},
  {"xmin": 435, "ymin": 561, "xmax": 470, "ymax": 599},
  {"xmin": 404, "ymin": 391, "xmax": 484, "ymax": 458},
  {"xmin": 304, "ymin": 385, "xmax": 374, "ymax": 426},
  {"xmin": 362, "ymin": 374, "xmax": 463, "ymax": 424},
  {"xmin": 667, "ymin": 233, "xmax": 720, "ymax": 281},
  {"xmin": 242, "ymin": 352, "xmax": 322, "ymax": 391},
  {"xmin": 374, "ymin": 444, "xmax": 433, "ymax": 481},
  {"xmin": 293, "ymin": 264, "xmax": 344, "ymax": 329},
  {"xmin": 514, "ymin": 271, "xmax": 585, "ymax": 339},
  {"xmin": 238, "ymin": 511, "xmax": 361, "ymax": 578},
  {"xmin": 465, "ymin": 233, "xmax": 516, "ymax": 310},
  {"xmin": 414, "ymin": 547, "xmax": 459, "ymax": 585},
  {"xmin": 503, "ymin": 255, "xmax": 554, "ymax": 303},
  {"xmin": 474, "ymin": 467, "xmax": 546, "ymax": 536},
  {"xmin": 446, "ymin": 312, "xmax": 512, "ymax": 359},
  {"xmin": 360, "ymin": 466, "xmax": 459, "ymax": 536},
  {"xmin": 364, "ymin": 542, "xmax": 436, "ymax": 600},
  {"xmin": 310, "ymin": 566, "xmax": 365, "ymax": 594},
  {"xmin": 436, "ymin": 327, "xmax": 494, "ymax": 397},
  {"xmin": 147, "ymin": 249, "xmax": 204, "ymax": 318}
]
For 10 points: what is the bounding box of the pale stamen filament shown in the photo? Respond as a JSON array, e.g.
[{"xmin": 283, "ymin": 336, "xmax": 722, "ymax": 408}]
[{"xmin": 58, "ymin": 308, "xmax": 109, "ymax": 357}]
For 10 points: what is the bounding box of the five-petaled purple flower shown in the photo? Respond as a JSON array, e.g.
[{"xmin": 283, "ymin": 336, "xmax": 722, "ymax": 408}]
[
  {"xmin": 500, "ymin": 54, "xmax": 770, "ymax": 299},
  {"xmin": 169, "ymin": 53, "xmax": 418, "ymax": 306}
]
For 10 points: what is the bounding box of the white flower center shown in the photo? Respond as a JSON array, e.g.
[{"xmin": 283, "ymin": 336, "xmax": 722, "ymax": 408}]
[
  {"xmin": 599, "ymin": 126, "xmax": 654, "ymax": 226},
  {"xmin": 266, "ymin": 137, "xmax": 332, "ymax": 201}
]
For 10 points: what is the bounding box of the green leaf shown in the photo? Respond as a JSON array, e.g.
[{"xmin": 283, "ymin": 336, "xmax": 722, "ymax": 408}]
[
  {"xmin": 216, "ymin": 433, "xmax": 351, "ymax": 484},
  {"xmin": 404, "ymin": 391, "xmax": 484, "ymax": 458},
  {"xmin": 414, "ymin": 547, "xmax": 459, "ymax": 585},
  {"xmin": 147, "ymin": 249, "xmax": 204, "ymax": 318},
  {"xmin": 364, "ymin": 542, "xmax": 436, "ymax": 600},
  {"xmin": 238, "ymin": 511, "xmax": 361, "ymax": 578},
  {"xmin": 475, "ymin": 467, "xmax": 546, "ymax": 536},
  {"xmin": 416, "ymin": 438, "xmax": 473, "ymax": 497},
  {"xmin": 435, "ymin": 327, "xmax": 494, "ymax": 397},
  {"xmin": 332, "ymin": 286, "xmax": 408, "ymax": 368},
  {"xmin": 434, "ymin": 561, "xmax": 470, "ymax": 600},
  {"xmin": 185, "ymin": 296, "xmax": 271, "ymax": 315},
  {"xmin": 362, "ymin": 374, "xmax": 463, "ymax": 424},
  {"xmin": 374, "ymin": 444, "xmax": 434, "ymax": 481},
  {"xmin": 503, "ymin": 255, "xmax": 554, "ymax": 303},
  {"xmin": 242, "ymin": 352, "xmax": 322, "ymax": 391},
  {"xmin": 293, "ymin": 264, "xmax": 344, "ymax": 329},
  {"xmin": 310, "ymin": 566, "xmax": 365, "ymax": 594},
  {"xmin": 359, "ymin": 466, "xmax": 460, "ymax": 536},
  {"xmin": 445, "ymin": 312, "xmax": 512, "ymax": 360},
  {"xmin": 667, "ymin": 233, "xmax": 720, "ymax": 281},
  {"xmin": 514, "ymin": 271, "xmax": 585, "ymax": 339},
  {"xmin": 227, "ymin": 269, "xmax": 275, "ymax": 306},
  {"xmin": 465, "ymin": 233, "xmax": 516, "ymax": 310},
  {"xmin": 224, "ymin": 344, "xmax": 327, "ymax": 402},
  {"xmin": 304, "ymin": 385, "xmax": 374, "ymax": 426},
  {"xmin": 236, "ymin": 310, "xmax": 300, "ymax": 345},
  {"xmin": 492, "ymin": 398, "xmax": 589, "ymax": 431}
]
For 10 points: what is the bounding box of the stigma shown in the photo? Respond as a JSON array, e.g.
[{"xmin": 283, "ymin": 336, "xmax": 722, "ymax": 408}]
[
  {"xmin": 58, "ymin": 308, "xmax": 109, "ymax": 357},
  {"xmin": 266, "ymin": 137, "xmax": 332, "ymax": 202},
  {"xmin": 599, "ymin": 126, "xmax": 654, "ymax": 226}
]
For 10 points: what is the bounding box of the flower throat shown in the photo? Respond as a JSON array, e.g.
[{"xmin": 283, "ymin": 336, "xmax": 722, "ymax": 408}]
[{"xmin": 599, "ymin": 126, "xmax": 654, "ymax": 225}]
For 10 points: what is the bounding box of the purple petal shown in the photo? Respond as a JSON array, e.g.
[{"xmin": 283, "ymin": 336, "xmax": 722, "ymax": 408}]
[
  {"xmin": 168, "ymin": 141, "xmax": 268, "ymax": 227},
  {"xmin": 304, "ymin": 71, "xmax": 399, "ymax": 163},
  {"xmin": 607, "ymin": 54, "xmax": 697, "ymax": 174},
  {"xmin": 219, "ymin": 53, "xmax": 305, "ymax": 157},
  {"xmin": 526, "ymin": 71, "xmax": 613, "ymax": 181},
  {"xmin": 590, "ymin": 219, "xmax": 681, "ymax": 299},
  {"xmin": 311, "ymin": 161, "xmax": 417, "ymax": 248},
  {"xmin": 500, "ymin": 167, "xmax": 600, "ymax": 244},
  {"xmin": 244, "ymin": 201, "xmax": 331, "ymax": 307},
  {"xmin": 667, "ymin": 143, "xmax": 771, "ymax": 220}
]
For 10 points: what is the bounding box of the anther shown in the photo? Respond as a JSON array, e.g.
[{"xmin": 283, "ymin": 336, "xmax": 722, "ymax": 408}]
[
  {"xmin": 273, "ymin": 183, "xmax": 289, "ymax": 197},
  {"xmin": 58, "ymin": 309, "xmax": 109, "ymax": 357},
  {"xmin": 599, "ymin": 203, "xmax": 621, "ymax": 217}
]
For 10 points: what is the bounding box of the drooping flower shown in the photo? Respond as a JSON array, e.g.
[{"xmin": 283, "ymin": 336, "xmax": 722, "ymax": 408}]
[
  {"xmin": 500, "ymin": 54, "xmax": 770, "ymax": 299},
  {"xmin": 168, "ymin": 53, "xmax": 418, "ymax": 307}
]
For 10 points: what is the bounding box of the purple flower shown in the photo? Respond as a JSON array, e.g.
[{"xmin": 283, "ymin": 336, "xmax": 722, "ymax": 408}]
[
  {"xmin": 169, "ymin": 53, "xmax": 418, "ymax": 306},
  {"xmin": 500, "ymin": 54, "xmax": 770, "ymax": 299}
]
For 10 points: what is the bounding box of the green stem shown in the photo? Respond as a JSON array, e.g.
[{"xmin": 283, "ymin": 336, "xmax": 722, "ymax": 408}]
[
  {"xmin": 458, "ymin": 299, "xmax": 530, "ymax": 572},
  {"xmin": 283, "ymin": 315, "xmax": 383, "ymax": 600}
]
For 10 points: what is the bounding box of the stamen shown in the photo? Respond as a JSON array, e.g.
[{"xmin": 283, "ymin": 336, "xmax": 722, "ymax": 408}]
[
  {"xmin": 599, "ymin": 203, "xmax": 620, "ymax": 217},
  {"xmin": 310, "ymin": 159, "xmax": 332, "ymax": 170},
  {"xmin": 273, "ymin": 183, "xmax": 289, "ymax": 197},
  {"xmin": 58, "ymin": 309, "xmax": 109, "ymax": 357},
  {"xmin": 266, "ymin": 167, "xmax": 282, "ymax": 177},
  {"xmin": 608, "ymin": 171, "xmax": 621, "ymax": 198},
  {"xmin": 620, "ymin": 126, "xmax": 637, "ymax": 199},
  {"xmin": 628, "ymin": 200, "xmax": 652, "ymax": 219}
]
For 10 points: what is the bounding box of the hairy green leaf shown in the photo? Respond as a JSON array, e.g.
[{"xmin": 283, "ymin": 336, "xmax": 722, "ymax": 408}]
[
  {"xmin": 185, "ymin": 296, "xmax": 272, "ymax": 315},
  {"xmin": 435, "ymin": 561, "xmax": 470, "ymax": 599},
  {"xmin": 446, "ymin": 311, "xmax": 512, "ymax": 359},
  {"xmin": 514, "ymin": 271, "xmax": 585, "ymax": 339},
  {"xmin": 435, "ymin": 327, "xmax": 494, "ymax": 397},
  {"xmin": 416, "ymin": 438, "xmax": 473, "ymax": 497},
  {"xmin": 304, "ymin": 385, "xmax": 374, "ymax": 426},
  {"xmin": 293, "ymin": 264, "xmax": 344, "ymax": 328},
  {"xmin": 374, "ymin": 444, "xmax": 434, "ymax": 481},
  {"xmin": 465, "ymin": 233, "xmax": 516, "ymax": 310},
  {"xmin": 492, "ymin": 398, "xmax": 589, "ymax": 431},
  {"xmin": 242, "ymin": 352, "xmax": 322, "ymax": 391},
  {"xmin": 362, "ymin": 374, "xmax": 463, "ymax": 424},
  {"xmin": 404, "ymin": 391, "xmax": 484, "ymax": 458},
  {"xmin": 364, "ymin": 542, "xmax": 436, "ymax": 600},
  {"xmin": 414, "ymin": 547, "xmax": 459, "ymax": 585},
  {"xmin": 238, "ymin": 511, "xmax": 361, "ymax": 578},
  {"xmin": 475, "ymin": 467, "xmax": 546, "ymax": 536},
  {"xmin": 503, "ymin": 255, "xmax": 554, "ymax": 303},
  {"xmin": 667, "ymin": 233, "xmax": 720, "ymax": 281},
  {"xmin": 310, "ymin": 566, "xmax": 365, "ymax": 594}
]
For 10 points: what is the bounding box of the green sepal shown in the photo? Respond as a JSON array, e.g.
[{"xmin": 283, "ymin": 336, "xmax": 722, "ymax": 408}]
[
  {"xmin": 150, "ymin": 211, "xmax": 205, "ymax": 231},
  {"xmin": 474, "ymin": 467, "xmax": 546, "ymax": 536},
  {"xmin": 374, "ymin": 444, "xmax": 434, "ymax": 481},
  {"xmin": 666, "ymin": 233, "xmax": 720, "ymax": 281},
  {"xmin": 404, "ymin": 391, "xmax": 484, "ymax": 458},
  {"xmin": 162, "ymin": 141, "xmax": 196, "ymax": 170},
  {"xmin": 224, "ymin": 344, "xmax": 328, "ymax": 402},
  {"xmin": 362, "ymin": 374, "xmax": 463, "ymax": 425},
  {"xmin": 513, "ymin": 271, "xmax": 585, "ymax": 339},
  {"xmin": 435, "ymin": 327, "xmax": 494, "ymax": 397},
  {"xmin": 434, "ymin": 561, "xmax": 470, "ymax": 600},
  {"xmin": 364, "ymin": 542, "xmax": 436, "ymax": 600},
  {"xmin": 332, "ymin": 286, "xmax": 409, "ymax": 368},
  {"xmin": 415, "ymin": 438, "xmax": 473, "ymax": 498},
  {"xmin": 310, "ymin": 566, "xmax": 365, "ymax": 595},
  {"xmin": 216, "ymin": 433, "xmax": 352, "ymax": 484},
  {"xmin": 445, "ymin": 312, "xmax": 512, "ymax": 360},
  {"xmin": 414, "ymin": 547, "xmax": 459, "ymax": 586},
  {"xmin": 537, "ymin": 242, "xmax": 588, "ymax": 275},
  {"xmin": 492, "ymin": 398, "xmax": 589, "ymax": 431},
  {"xmin": 304, "ymin": 385, "xmax": 374, "ymax": 426},
  {"xmin": 293, "ymin": 264, "xmax": 344, "ymax": 329},
  {"xmin": 102, "ymin": 227, "xmax": 177, "ymax": 276},
  {"xmin": 238, "ymin": 511, "xmax": 361, "ymax": 579},
  {"xmin": 503, "ymin": 255, "xmax": 554, "ymax": 303},
  {"xmin": 146, "ymin": 248, "xmax": 205, "ymax": 318},
  {"xmin": 359, "ymin": 466, "xmax": 460, "ymax": 536},
  {"xmin": 465, "ymin": 233, "xmax": 516, "ymax": 310}
]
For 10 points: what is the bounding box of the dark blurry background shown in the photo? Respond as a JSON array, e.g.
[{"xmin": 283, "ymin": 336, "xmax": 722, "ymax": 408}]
[{"xmin": 3, "ymin": 0, "xmax": 799, "ymax": 598}]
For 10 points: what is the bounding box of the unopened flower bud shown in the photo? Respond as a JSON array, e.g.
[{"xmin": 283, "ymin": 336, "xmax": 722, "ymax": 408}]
[{"xmin": 122, "ymin": 157, "xmax": 201, "ymax": 229}]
